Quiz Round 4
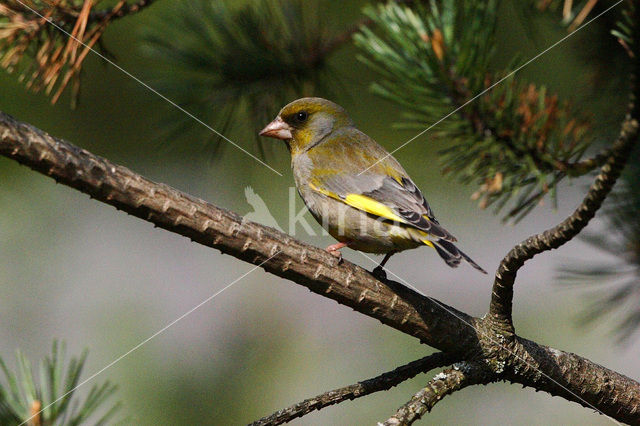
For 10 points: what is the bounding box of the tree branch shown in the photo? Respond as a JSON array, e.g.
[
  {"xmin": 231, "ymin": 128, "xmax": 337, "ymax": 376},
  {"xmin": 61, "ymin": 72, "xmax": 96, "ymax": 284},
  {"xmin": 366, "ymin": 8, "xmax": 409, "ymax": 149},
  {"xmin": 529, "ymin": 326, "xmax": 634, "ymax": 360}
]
[
  {"xmin": 0, "ymin": 110, "xmax": 478, "ymax": 353},
  {"xmin": 489, "ymin": 116, "xmax": 640, "ymax": 330},
  {"xmin": 29, "ymin": 0, "xmax": 157, "ymax": 24},
  {"xmin": 489, "ymin": 0, "xmax": 640, "ymax": 330},
  {"xmin": 564, "ymin": 148, "xmax": 611, "ymax": 176},
  {"xmin": 2, "ymin": 111, "xmax": 640, "ymax": 423},
  {"xmin": 250, "ymin": 352, "xmax": 458, "ymax": 426},
  {"xmin": 382, "ymin": 363, "xmax": 493, "ymax": 426},
  {"xmin": 503, "ymin": 336, "xmax": 640, "ymax": 424}
]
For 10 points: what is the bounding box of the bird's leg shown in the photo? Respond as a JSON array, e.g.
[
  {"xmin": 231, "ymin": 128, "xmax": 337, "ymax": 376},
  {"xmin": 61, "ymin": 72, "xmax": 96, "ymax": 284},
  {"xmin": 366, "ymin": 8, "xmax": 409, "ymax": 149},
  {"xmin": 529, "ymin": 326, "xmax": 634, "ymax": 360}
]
[
  {"xmin": 325, "ymin": 241, "xmax": 349, "ymax": 264},
  {"xmin": 372, "ymin": 251, "xmax": 396, "ymax": 280}
]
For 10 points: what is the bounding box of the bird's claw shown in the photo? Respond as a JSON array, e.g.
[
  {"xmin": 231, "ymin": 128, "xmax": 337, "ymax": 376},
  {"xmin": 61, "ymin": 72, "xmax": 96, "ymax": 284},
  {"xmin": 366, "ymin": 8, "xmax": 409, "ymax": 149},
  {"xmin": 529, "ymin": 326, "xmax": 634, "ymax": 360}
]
[
  {"xmin": 372, "ymin": 266, "xmax": 387, "ymax": 281},
  {"xmin": 328, "ymin": 249, "xmax": 343, "ymax": 265},
  {"xmin": 325, "ymin": 242, "xmax": 348, "ymax": 265}
]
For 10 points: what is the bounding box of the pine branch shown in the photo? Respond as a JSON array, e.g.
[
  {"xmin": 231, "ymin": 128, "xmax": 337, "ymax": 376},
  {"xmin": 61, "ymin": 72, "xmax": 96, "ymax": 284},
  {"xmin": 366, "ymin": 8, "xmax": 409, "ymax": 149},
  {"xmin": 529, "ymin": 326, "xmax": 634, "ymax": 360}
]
[
  {"xmin": 0, "ymin": 341, "xmax": 123, "ymax": 425},
  {"xmin": 140, "ymin": 0, "xmax": 344, "ymax": 154},
  {"xmin": 489, "ymin": 116, "xmax": 639, "ymax": 330},
  {"xmin": 564, "ymin": 147, "xmax": 612, "ymax": 175},
  {"xmin": 505, "ymin": 335, "xmax": 640, "ymax": 418},
  {"xmin": 535, "ymin": 0, "xmax": 609, "ymax": 31},
  {"xmin": 0, "ymin": 0, "xmax": 157, "ymax": 107},
  {"xmin": 557, "ymin": 0, "xmax": 640, "ymax": 341},
  {"xmin": 381, "ymin": 363, "xmax": 492, "ymax": 426},
  {"xmin": 355, "ymin": 1, "xmax": 596, "ymax": 222},
  {"xmin": 2, "ymin": 111, "xmax": 640, "ymax": 423},
  {"xmin": 250, "ymin": 352, "xmax": 458, "ymax": 426},
  {"xmin": 89, "ymin": 0, "xmax": 156, "ymax": 21},
  {"xmin": 457, "ymin": 80, "xmax": 595, "ymax": 221},
  {"xmin": 489, "ymin": 0, "xmax": 640, "ymax": 330},
  {"xmin": 558, "ymin": 148, "xmax": 640, "ymax": 342},
  {"xmin": 0, "ymin": 110, "xmax": 479, "ymax": 353}
]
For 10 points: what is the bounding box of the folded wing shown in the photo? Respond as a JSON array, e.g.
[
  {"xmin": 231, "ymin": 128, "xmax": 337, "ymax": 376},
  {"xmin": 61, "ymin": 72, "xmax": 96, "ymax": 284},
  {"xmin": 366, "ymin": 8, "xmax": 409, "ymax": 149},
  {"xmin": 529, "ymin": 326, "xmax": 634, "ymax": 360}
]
[{"xmin": 310, "ymin": 172, "xmax": 457, "ymax": 242}]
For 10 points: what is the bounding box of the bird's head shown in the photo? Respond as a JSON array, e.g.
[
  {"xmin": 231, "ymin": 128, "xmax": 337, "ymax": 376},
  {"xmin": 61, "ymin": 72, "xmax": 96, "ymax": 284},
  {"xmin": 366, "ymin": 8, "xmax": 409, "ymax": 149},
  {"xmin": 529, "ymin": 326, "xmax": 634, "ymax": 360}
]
[{"xmin": 259, "ymin": 97, "xmax": 354, "ymax": 154}]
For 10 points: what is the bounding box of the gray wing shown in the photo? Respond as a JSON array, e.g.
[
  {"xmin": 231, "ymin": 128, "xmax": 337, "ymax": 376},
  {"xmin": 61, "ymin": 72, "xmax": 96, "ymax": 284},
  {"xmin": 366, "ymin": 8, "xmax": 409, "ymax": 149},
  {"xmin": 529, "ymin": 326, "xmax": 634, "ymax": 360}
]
[{"xmin": 316, "ymin": 172, "xmax": 457, "ymax": 242}]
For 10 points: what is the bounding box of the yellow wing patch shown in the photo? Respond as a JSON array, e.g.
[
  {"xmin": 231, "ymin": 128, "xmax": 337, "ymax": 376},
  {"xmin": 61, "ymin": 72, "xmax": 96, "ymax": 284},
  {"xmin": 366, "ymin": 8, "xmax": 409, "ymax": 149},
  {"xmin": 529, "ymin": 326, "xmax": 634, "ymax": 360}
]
[
  {"xmin": 309, "ymin": 182, "xmax": 438, "ymax": 248},
  {"xmin": 343, "ymin": 194, "xmax": 405, "ymax": 223},
  {"xmin": 421, "ymin": 239, "xmax": 435, "ymax": 248},
  {"xmin": 309, "ymin": 182, "xmax": 406, "ymax": 223},
  {"xmin": 309, "ymin": 182, "xmax": 339, "ymax": 198}
]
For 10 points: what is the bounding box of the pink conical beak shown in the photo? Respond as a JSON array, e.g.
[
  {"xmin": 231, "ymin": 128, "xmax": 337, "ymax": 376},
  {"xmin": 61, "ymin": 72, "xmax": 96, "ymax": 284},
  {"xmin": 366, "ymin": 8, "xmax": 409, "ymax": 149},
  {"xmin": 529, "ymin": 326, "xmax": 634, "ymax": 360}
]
[{"xmin": 259, "ymin": 116, "xmax": 293, "ymax": 140}]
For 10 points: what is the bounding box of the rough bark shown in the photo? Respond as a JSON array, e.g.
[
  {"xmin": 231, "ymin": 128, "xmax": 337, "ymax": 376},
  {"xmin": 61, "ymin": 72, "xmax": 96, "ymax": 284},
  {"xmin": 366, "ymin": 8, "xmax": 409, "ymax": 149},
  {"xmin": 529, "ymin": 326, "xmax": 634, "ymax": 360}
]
[
  {"xmin": 489, "ymin": 117, "xmax": 640, "ymax": 330},
  {"xmin": 489, "ymin": 6, "xmax": 640, "ymax": 331},
  {"xmin": 383, "ymin": 363, "xmax": 492, "ymax": 426},
  {"xmin": 1, "ymin": 111, "xmax": 640, "ymax": 424},
  {"xmin": 0, "ymin": 111, "xmax": 478, "ymax": 353},
  {"xmin": 250, "ymin": 352, "xmax": 458, "ymax": 426}
]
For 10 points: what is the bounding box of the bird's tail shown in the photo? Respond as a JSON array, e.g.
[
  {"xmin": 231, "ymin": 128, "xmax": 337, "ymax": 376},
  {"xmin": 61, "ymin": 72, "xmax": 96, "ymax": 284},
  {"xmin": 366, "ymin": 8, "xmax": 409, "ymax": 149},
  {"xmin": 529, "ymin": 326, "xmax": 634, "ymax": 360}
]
[{"xmin": 432, "ymin": 239, "xmax": 487, "ymax": 274}]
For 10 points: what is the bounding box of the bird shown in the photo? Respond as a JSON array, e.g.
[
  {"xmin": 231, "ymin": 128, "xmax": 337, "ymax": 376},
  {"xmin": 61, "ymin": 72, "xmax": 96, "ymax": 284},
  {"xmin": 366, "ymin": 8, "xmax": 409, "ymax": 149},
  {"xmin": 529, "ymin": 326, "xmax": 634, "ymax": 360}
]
[{"xmin": 259, "ymin": 97, "xmax": 486, "ymax": 278}]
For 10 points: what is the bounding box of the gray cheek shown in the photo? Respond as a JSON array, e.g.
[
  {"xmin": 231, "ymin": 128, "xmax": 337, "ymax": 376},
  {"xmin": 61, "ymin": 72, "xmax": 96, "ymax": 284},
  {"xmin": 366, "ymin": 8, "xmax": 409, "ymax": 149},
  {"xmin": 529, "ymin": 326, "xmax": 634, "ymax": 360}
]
[{"xmin": 309, "ymin": 114, "xmax": 334, "ymax": 142}]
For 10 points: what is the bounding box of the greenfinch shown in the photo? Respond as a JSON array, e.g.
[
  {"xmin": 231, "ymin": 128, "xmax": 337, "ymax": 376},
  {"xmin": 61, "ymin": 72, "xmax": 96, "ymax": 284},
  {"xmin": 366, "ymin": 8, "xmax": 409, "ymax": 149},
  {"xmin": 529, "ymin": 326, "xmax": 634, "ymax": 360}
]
[{"xmin": 260, "ymin": 97, "xmax": 486, "ymax": 277}]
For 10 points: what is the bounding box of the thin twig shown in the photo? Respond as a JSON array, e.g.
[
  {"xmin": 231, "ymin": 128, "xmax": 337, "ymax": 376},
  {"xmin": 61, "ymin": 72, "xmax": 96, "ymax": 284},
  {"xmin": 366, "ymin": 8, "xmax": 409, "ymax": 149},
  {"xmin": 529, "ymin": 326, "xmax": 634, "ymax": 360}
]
[
  {"xmin": 91, "ymin": 0, "xmax": 155, "ymax": 21},
  {"xmin": 489, "ymin": 117, "xmax": 639, "ymax": 329},
  {"xmin": 563, "ymin": 147, "xmax": 611, "ymax": 176},
  {"xmin": 568, "ymin": 0, "xmax": 599, "ymax": 32},
  {"xmin": 382, "ymin": 363, "xmax": 493, "ymax": 425},
  {"xmin": 66, "ymin": 0, "xmax": 157, "ymax": 22},
  {"xmin": 488, "ymin": 4, "xmax": 640, "ymax": 330},
  {"xmin": 2, "ymin": 0, "xmax": 157, "ymax": 106},
  {"xmin": 250, "ymin": 352, "xmax": 458, "ymax": 426},
  {"xmin": 1, "ymin": 111, "xmax": 640, "ymax": 423}
]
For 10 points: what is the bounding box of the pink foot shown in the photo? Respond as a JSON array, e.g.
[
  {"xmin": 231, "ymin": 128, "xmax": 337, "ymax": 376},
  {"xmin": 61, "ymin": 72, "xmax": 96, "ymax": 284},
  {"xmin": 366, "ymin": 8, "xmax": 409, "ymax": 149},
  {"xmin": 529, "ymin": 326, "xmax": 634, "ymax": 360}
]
[{"xmin": 326, "ymin": 241, "xmax": 349, "ymax": 263}]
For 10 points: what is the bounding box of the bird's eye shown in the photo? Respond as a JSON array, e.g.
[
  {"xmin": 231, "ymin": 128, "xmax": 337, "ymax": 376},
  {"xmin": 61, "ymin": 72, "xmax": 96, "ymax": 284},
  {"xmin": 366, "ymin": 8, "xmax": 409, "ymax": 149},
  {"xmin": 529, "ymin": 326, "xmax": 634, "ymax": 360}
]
[{"xmin": 295, "ymin": 111, "xmax": 308, "ymax": 122}]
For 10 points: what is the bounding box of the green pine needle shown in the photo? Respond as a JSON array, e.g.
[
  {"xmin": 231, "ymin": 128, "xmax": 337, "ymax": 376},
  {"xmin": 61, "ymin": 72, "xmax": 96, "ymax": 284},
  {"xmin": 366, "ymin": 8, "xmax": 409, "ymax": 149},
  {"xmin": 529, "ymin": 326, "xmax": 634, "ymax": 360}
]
[
  {"xmin": 355, "ymin": 0, "xmax": 594, "ymax": 222},
  {"xmin": 0, "ymin": 341, "xmax": 125, "ymax": 425},
  {"xmin": 141, "ymin": 0, "xmax": 337, "ymax": 158}
]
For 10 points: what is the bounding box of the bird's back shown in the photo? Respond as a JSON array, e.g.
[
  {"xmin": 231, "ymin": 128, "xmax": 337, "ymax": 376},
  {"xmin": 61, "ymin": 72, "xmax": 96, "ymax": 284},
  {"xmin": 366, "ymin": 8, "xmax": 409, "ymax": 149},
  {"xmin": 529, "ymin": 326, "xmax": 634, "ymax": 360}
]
[{"xmin": 304, "ymin": 126, "xmax": 409, "ymax": 184}]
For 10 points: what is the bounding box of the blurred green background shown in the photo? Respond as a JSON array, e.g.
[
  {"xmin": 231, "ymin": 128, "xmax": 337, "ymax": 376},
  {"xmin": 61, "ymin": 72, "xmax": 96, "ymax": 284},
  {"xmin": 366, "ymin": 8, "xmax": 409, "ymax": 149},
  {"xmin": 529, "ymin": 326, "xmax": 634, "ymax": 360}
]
[{"xmin": 0, "ymin": 1, "xmax": 637, "ymax": 424}]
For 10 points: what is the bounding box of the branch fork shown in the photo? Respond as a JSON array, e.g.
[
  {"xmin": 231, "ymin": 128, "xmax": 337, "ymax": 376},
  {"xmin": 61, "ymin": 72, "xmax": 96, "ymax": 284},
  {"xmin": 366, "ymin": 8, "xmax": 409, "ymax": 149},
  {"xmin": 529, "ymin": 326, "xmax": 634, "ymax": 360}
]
[{"xmin": 2, "ymin": 109, "xmax": 640, "ymax": 424}]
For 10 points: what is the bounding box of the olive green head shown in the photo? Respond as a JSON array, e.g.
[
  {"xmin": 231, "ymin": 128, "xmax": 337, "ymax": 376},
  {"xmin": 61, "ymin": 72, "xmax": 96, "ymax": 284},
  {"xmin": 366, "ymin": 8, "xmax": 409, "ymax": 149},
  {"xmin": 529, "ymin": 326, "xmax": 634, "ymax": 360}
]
[{"xmin": 259, "ymin": 97, "xmax": 354, "ymax": 154}]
